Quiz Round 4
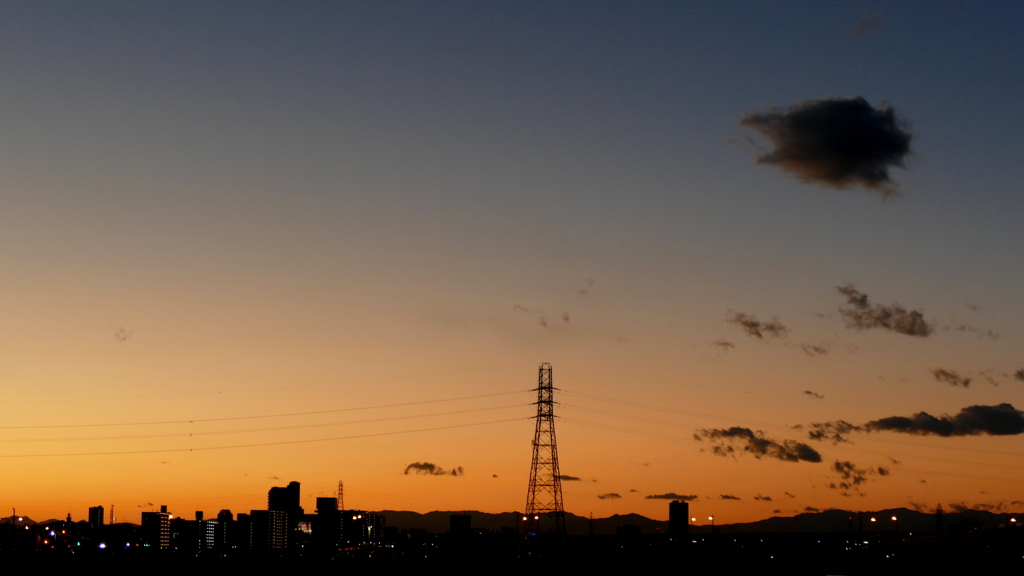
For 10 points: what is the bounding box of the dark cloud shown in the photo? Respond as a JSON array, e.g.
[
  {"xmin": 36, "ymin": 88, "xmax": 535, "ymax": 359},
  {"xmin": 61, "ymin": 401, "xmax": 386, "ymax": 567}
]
[
  {"xmin": 513, "ymin": 305, "xmax": 530, "ymax": 314},
  {"xmin": 836, "ymin": 284, "xmax": 932, "ymax": 337},
  {"xmin": 538, "ymin": 317, "xmax": 548, "ymax": 328},
  {"xmin": 754, "ymin": 495, "xmax": 773, "ymax": 501},
  {"xmin": 561, "ymin": 312, "xmax": 570, "ymax": 323},
  {"xmin": 807, "ymin": 420, "xmax": 860, "ymax": 444},
  {"xmin": 784, "ymin": 492, "xmax": 795, "ymax": 498},
  {"xmin": 720, "ymin": 494, "xmax": 741, "ymax": 501},
  {"xmin": 854, "ymin": 13, "xmax": 884, "ymax": 37},
  {"xmin": 727, "ymin": 311, "xmax": 788, "ymax": 339},
  {"xmin": 114, "ymin": 327, "xmax": 131, "ymax": 342},
  {"xmin": 800, "ymin": 344, "xmax": 828, "ymax": 357},
  {"xmin": 804, "ymin": 506, "xmax": 820, "ymax": 513},
  {"xmin": 741, "ymin": 97, "xmax": 912, "ymax": 198},
  {"xmin": 865, "ymin": 403, "xmax": 1024, "ymax": 437},
  {"xmin": 803, "ymin": 390, "xmax": 825, "ymax": 400},
  {"xmin": 948, "ymin": 502, "xmax": 971, "ymax": 513},
  {"xmin": 1015, "ymin": 369, "xmax": 1024, "ymax": 382},
  {"xmin": 557, "ymin": 474, "xmax": 582, "ymax": 482},
  {"xmin": 711, "ymin": 339, "xmax": 736, "ymax": 351},
  {"xmin": 492, "ymin": 474, "xmax": 498, "ymax": 478},
  {"xmin": 909, "ymin": 502, "xmax": 927, "ymax": 512},
  {"xmin": 831, "ymin": 460, "xmax": 870, "ymax": 491},
  {"xmin": 947, "ymin": 501, "xmax": 1006, "ymax": 513},
  {"xmin": 578, "ymin": 278, "xmax": 596, "ymax": 296},
  {"xmin": 404, "ymin": 462, "xmax": 465, "ymax": 476},
  {"xmin": 694, "ymin": 427, "xmax": 821, "ymax": 463},
  {"xmin": 597, "ymin": 493, "xmax": 621, "ymax": 500},
  {"xmin": 646, "ymin": 493, "xmax": 698, "ymax": 501},
  {"xmin": 931, "ymin": 368, "xmax": 971, "ymax": 388}
]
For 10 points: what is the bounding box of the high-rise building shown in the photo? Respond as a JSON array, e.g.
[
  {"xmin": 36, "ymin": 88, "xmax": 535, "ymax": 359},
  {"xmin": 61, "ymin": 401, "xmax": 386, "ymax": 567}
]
[
  {"xmin": 141, "ymin": 508, "xmax": 171, "ymax": 549},
  {"xmin": 88, "ymin": 506, "xmax": 104, "ymax": 531},
  {"xmin": 313, "ymin": 497, "xmax": 341, "ymax": 550},
  {"xmin": 268, "ymin": 481, "xmax": 301, "ymax": 513},
  {"xmin": 669, "ymin": 500, "xmax": 690, "ymax": 536},
  {"xmin": 267, "ymin": 481, "xmax": 303, "ymax": 548},
  {"xmin": 249, "ymin": 509, "xmax": 287, "ymax": 550}
]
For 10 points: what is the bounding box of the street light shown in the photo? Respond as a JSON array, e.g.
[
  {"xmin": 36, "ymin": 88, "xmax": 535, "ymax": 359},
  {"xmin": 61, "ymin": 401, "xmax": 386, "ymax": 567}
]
[{"xmin": 891, "ymin": 515, "xmax": 899, "ymax": 534}]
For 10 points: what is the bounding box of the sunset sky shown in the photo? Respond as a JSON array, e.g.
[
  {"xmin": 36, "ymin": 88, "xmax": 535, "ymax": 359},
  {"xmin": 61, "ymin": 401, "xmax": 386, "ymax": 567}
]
[{"xmin": 2, "ymin": 2, "xmax": 1023, "ymax": 525}]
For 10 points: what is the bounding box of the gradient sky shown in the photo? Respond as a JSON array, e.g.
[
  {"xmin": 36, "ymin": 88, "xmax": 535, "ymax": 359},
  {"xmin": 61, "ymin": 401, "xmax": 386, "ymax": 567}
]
[{"xmin": 2, "ymin": 2, "xmax": 1023, "ymax": 524}]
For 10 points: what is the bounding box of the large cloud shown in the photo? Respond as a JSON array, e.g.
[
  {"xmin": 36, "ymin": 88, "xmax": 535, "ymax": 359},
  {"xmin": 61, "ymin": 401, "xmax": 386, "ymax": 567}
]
[
  {"xmin": 741, "ymin": 97, "xmax": 912, "ymax": 198},
  {"xmin": 865, "ymin": 403, "xmax": 1024, "ymax": 437},
  {"xmin": 836, "ymin": 284, "xmax": 932, "ymax": 337},
  {"xmin": 694, "ymin": 427, "xmax": 821, "ymax": 463}
]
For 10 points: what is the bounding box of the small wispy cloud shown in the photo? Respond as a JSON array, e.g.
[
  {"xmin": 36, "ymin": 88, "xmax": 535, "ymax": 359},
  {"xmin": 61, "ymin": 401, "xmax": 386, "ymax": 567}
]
[
  {"xmin": 837, "ymin": 284, "xmax": 932, "ymax": 337},
  {"xmin": 727, "ymin": 311, "xmax": 788, "ymax": 339},
  {"xmin": 646, "ymin": 493, "xmax": 698, "ymax": 501},
  {"xmin": 930, "ymin": 368, "xmax": 971, "ymax": 388},
  {"xmin": 404, "ymin": 462, "xmax": 465, "ymax": 476},
  {"xmin": 800, "ymin": 344, "xmax": 828, "ymax": 357},
  {"xmin": 711, "ymin": 339, "xmax": 736, "ymax": 351}
]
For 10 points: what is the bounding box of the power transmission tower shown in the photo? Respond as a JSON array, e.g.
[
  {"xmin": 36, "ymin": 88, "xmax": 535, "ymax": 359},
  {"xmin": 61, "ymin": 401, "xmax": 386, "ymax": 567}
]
[{"xmin": 524, "ymin": 362, "xmax": 565, "ymax": 536}]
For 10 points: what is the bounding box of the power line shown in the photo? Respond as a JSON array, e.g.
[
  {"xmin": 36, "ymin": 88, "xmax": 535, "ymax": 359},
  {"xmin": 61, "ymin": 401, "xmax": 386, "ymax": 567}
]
[
  {"xmin": 0, "ymin": 403, "xmax": 528, "ymax": 443},
  {"xmin": 0, "ymin": 365, "xmax": 530, "ymax": 406},
  {"xmin": 0, "ymin": 417, "xmax": 529, "ymax": 458},
  {"xmin": 0, "ymin": 389, "xmax": 529, "ymax": 430}
]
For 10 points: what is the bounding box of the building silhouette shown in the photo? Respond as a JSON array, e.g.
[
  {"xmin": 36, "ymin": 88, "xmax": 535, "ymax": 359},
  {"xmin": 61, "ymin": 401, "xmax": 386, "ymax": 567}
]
[
  {"xmin": 141, "ymin": 506, "xmax": 171, "ymax": 549},
  {"xmin": 88, "ymin": 506, "xmax": 104, "ymax": 531},
  {"xmin": 267, "ymin": 480, "xmax": 303, "ymax": 548},
  {"xmin": 669, "ymin": 500, "xmax": 690, "ymax": 536}
]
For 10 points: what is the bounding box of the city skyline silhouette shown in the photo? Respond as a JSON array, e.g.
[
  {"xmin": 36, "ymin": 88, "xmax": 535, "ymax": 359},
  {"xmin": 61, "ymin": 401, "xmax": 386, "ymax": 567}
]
[{"xmin": 1, "ymin": 3, "xmax": 1023, "ymax": 536}]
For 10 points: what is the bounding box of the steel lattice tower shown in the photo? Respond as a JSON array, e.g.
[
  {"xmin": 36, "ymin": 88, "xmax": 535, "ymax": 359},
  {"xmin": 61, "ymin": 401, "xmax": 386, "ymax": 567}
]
[{"xmin": 524, "ymin": 362, "xmax": 565, "ymax": 536}]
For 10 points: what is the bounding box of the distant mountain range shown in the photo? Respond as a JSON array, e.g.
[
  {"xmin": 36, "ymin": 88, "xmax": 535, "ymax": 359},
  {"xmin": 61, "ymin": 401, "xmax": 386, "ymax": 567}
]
[
  {"xmin": 5, "ymin": 507, "xmax": 1018, "ymax": 536},
  {"xmin": 374, "ymin": 507, "xmax": 1020, "ymax": 536}
]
